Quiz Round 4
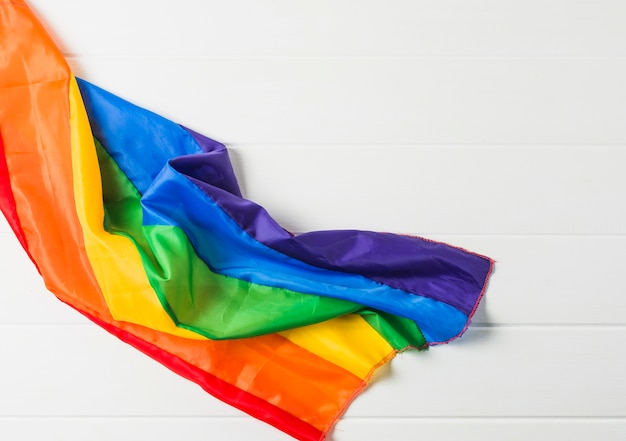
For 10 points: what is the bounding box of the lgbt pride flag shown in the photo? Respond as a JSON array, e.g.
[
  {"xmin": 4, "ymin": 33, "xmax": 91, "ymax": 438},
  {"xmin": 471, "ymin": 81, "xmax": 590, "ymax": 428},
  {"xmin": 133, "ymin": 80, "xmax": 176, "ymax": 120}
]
[{"xmin": 0, "ymin": 1, "xmax": 493, "ymax": 439}]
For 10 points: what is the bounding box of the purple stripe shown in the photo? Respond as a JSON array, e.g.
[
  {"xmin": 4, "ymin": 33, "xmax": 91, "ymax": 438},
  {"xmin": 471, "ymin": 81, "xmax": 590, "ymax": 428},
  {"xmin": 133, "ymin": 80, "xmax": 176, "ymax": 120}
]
[
  {"xmin": 179, "ymin": 126, "xmax": 242, "ymax": 197},
  {"xmin": 182, "ymin": 127, "xmax": 491, "ymax": 315}
]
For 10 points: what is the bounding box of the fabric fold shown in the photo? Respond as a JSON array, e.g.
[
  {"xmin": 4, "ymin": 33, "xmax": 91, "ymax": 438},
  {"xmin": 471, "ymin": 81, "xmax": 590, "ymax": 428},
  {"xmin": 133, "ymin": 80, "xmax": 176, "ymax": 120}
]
[{"xmin": 0, "ymin": 1, "xmax": 493, "ymax": 440}]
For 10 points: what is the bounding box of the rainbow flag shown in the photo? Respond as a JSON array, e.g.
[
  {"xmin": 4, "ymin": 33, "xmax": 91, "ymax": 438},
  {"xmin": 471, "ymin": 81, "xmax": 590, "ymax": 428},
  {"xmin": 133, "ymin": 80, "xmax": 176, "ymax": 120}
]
[{"xmin": 0, "ymin": 1, "xmax": 493, "ymax": 439}]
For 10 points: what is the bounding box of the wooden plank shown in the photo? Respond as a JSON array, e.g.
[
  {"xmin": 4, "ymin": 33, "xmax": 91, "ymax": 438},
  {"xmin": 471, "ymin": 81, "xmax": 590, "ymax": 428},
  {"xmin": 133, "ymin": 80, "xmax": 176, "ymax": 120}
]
[
  {"xmin": 1, "ymin": 417, "xmax": 624, "ymax": 441},
  {"xmin": 432, "ymin": 235, "xmax": 626, "ymax": 325},
  {"xmin": 0, "ymin": 324, "xmax": 240, "ymax": 417},
  {"xmin": 0, "ymin": 231, "xmax": 84, "ymax": 324},
  {"xmin": 0, "ymin": 326, "xmax": 624, "ymax": 417},
  {"xmin": 67, "ymin": 58, "xmax": 626, "ymax": 145},
  {"xmin": 0, "ymin": 417, "xmax": 292, "ymax": 441},
  {"xmin": 230, "ymin": 146, "xmax": 626, "ymax": 234},
  {"xmin": 350, "ymin": 327, "xmax": 626, "ymax": 417},
  {"xmin": 27, "ymin": 0, "xmax": 626, "ymax": 58},
  {"xmin": 333, "ymin": 418, "xmax": 626, "ymax": 441}
]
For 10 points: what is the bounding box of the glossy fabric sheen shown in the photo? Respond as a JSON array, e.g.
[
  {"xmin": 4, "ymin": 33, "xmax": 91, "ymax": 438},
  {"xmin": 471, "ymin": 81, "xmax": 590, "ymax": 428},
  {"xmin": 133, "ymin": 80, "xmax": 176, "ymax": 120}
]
[
  {"xmin": 95, "ymin": 137, "xmax": 364, "ymax": 338},
  {"xmin": 0, "ymin": 1, "xmax": 108, "ymax": 314},
  {"xmin": 279, "ymin": 314, "xmax": 394, "ymax": 380},
  {"xmin": 0, "ymin": 3, "xmax": 405, "ymax": 439},
  {"xmin": 68, "ymin": 78, "xmax": 205, "ymax": 340},
  {"xmin": 80, "ymin": 80, "xmax": 491, "ymax": 318},
  {"xmin": 68, "ymin": 48, "xmax": 400, "ymax": 417},
  {"xmin": 94, "ymin": 135, "xmax": 405, "ymax": 375},
  {"xmin": 0, "ymin": 2, "xmax": 494, "ymax": 440},
  {"xmin": 144, "ymin": 162, "xmax": 469, "ymax": 343},
  {"xmin": 78, "ymin": 79, "xmax": 492, "ymax": 343}
]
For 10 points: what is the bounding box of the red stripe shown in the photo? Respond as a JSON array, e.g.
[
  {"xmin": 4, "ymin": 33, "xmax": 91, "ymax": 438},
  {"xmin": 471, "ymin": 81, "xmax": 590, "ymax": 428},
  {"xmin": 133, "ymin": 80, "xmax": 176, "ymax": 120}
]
[
  {"xmin": 0, "ymin": 134, "xmax": 36, "ymax": 266},
  {"xmin": 70, "ymin": 303, "xmax": 325, "ymax": 441}
]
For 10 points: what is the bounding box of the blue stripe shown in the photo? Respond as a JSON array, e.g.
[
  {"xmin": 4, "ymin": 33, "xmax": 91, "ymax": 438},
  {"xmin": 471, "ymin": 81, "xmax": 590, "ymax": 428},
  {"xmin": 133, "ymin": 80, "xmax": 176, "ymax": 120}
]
[
  {"xmin": 142, "ymin": 164, "xmax": 469, "ymax": 342},
  {"xmin": 77, "ymin": 78, "xmax": 470, "ymax": 343}
]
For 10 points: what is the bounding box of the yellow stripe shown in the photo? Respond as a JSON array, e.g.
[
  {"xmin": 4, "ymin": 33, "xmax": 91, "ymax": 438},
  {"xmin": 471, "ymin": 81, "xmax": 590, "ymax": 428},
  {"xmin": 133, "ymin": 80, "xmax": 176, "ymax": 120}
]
[
  {"xmin": 68, "ymin": 77, "xmax": 205, "ymax": 340},
  {"xmin": 68, "ymin": 77, "xmax": 395, "ymax": 377},
  {"xmin": 279, "ymin": 314, "xmax": 394, "ymax": 379}
]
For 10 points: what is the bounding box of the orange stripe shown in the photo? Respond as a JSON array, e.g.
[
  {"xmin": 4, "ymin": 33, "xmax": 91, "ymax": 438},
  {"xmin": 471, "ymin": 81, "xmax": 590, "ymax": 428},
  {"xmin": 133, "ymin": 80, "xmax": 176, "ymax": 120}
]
[
  {"xmin": 280, "ymin": 314, "xmax": 395, "ymax": 380},
  {"xmin": 0, "ymin": 0, "xmax": 109, "ymax": 317},
  {"xmin": 0, "ymin": 2, "xmax": 373, "ymax": 433}
]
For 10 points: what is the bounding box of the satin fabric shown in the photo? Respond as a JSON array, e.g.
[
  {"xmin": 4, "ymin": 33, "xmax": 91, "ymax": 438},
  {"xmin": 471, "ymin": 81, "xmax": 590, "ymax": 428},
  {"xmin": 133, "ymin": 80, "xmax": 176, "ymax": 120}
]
[
  {"xmin": 81, "ymin": 82, "xmax": 489, "ymax": 317},
  {"xmin": 0, "ymin": 2, "xmax": 493, "ymax": 440},
  {"xmin": 0, "ymin": 3, "xmax": 397, "ymax": 438},
  {"xmin": 79, "ymin": 80, "xmax": 492, "ymax": 343}
]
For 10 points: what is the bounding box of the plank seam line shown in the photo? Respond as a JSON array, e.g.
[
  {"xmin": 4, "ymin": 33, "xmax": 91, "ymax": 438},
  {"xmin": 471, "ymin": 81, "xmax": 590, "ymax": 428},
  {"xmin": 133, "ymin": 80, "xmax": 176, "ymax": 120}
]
[
  {"xmin": 339, "ymin": 416, "xmax": 626, "ymax": 421},
  {"xmin": 65, "ymin": 55, "xmax": 626, "ymax": 61},
  {"xmin": 1, "ymin": 416, "xmax": 625, "ymax": 421},
  {"xmin": 4, "ymin": 232, "xmax": 626, "ymax": 238},
  {"xmin": 228, "ymin": 143, "xmax": 626, "ymax": 149},
  {"xmin": 1, "ymin": 324, "xmax": 626, "ymax": 330},
  {"xmin": 0, "ymin": 322, "xmax": 625, "ymax": 327}
]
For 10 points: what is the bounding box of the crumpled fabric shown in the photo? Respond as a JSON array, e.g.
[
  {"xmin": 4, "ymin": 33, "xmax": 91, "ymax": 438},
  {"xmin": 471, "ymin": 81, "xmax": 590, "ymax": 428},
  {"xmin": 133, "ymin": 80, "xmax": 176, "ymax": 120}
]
[{"xmin": 0, "ymin": 2, "xmax": 493, "ymax": 440}]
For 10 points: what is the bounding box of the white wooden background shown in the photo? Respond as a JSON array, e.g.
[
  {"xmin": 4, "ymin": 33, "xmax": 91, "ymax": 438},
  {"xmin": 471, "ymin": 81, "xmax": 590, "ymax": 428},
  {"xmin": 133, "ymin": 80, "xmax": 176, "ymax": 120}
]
[{"xmin": 1, "ymin": 1, "xmax": 625, "ymax": 440}]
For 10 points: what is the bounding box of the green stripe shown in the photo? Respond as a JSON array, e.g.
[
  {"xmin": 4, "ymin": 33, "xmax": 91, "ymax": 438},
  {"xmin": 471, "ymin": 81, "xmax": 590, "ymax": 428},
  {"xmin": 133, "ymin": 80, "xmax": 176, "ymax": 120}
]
[
  {"xmin": 97, "ymin": 138, "xmax": 426, "ymax": 348},
  {"xmin": 359, "ymin": 310, "xmax": 427, "ymax": 350},
  {"xmin": 96, "ymin": 139, "xmax": 361, "ymax": 338}
]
